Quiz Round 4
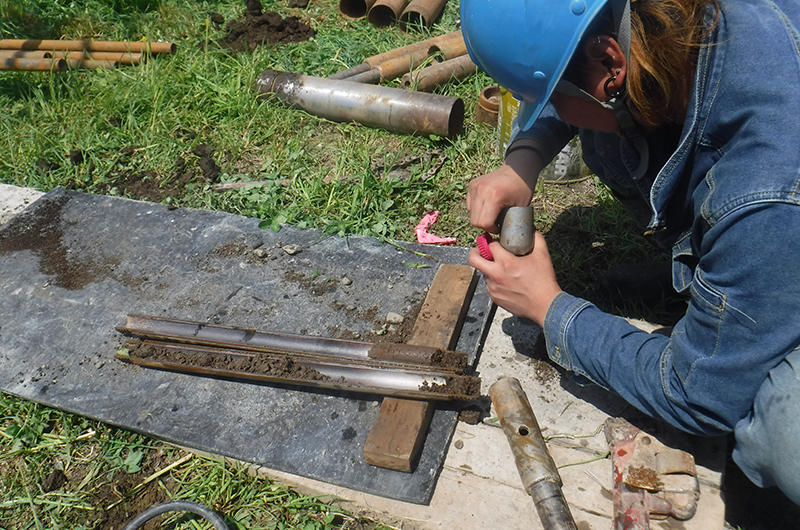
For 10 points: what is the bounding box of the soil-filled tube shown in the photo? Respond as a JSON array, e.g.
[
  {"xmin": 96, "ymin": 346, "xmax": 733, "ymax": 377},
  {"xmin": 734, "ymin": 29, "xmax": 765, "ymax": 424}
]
[
  {"xmin": 256, "ymin": 69, "xmax": 464, "ymax": 138},
  {"xmin": 368, "ymin": 0, "xmax": 409, "ymax": 26},
  {"xmin": 400, "ymin": 0, "xmax": 448, "ymax": 30}
]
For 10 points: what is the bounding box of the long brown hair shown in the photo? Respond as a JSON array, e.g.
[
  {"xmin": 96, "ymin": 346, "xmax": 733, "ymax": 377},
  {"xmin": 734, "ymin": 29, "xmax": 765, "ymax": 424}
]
[{"xmin": 627, "ymin": 0, "xmax": 718, "ymax": 126}]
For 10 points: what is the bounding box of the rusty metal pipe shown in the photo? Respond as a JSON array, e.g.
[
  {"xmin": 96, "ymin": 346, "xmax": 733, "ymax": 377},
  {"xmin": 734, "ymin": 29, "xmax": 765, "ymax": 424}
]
[
  {"xmin": 364, "ymin": 30, "xmax": 461, "ymax": 67},
  {"xmin": 339, "ymin": 0, "xmax": 378, "ymax": 18},
  {"xmin": 401, "ymin": 54, "xmax": 477, "ymax": 92},
  {"xmin": 256, "ymin": 69, "xmax": 464, "ymax": 138},
  {"xmin": 489, "ymin": 377, "xmax": 578, "ymax": 530},
  {"xmin": 120, "ymin": 314, "xmax": 467, "ymax": 371},
  {"xmin": 400, "ymin": 0, "xmax": 448, "ymax": 30},
  {"xmin": 328, "ymin": 32, "xmax": 461, "ymax": 81},
  {"xmin": 51, "ymin": 51, "xmax": 142, "ymax": 64},
  {"xmin": 66, "ymin": 58, "xmax": 118, "ymax": 70},
  {"xmin": 0, "ymin": 49, "xmax": 141, "ymax": 65},
  {"xmin": 328, "ymin": 62, "xmax": 371, "ymax": 80},
  {"xmin": 367, "ymin": 0, "xmax": 409, "ymax": 26},
  {"xmin": 427, "ymin": 34, "xmax": 468, "ymax": 62},
  {"xmin": 0, "ymin": 57, "xmax": 67, "ymax": 71},
  {"xmin": 0, "ymin": 39, "xmax": 176, "ymax": 54}
]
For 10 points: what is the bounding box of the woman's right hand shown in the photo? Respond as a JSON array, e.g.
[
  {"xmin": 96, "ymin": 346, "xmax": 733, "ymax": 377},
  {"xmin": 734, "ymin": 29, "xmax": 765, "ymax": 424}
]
[
  {"xmin": 467, "ymin": 140, "xmax": 545, "ymax": 232},
  {"xmin": 467, "ymin": 164, "xmax": 534, "ymax": 233}
]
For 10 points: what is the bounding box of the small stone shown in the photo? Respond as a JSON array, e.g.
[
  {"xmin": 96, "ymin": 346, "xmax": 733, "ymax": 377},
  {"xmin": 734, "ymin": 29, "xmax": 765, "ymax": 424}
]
[
  {"xmin": 385, "ymin": 312, "xmax": 404, "ymax": 324},
  {"xmin": 454, "ymin": 439, "xmax": 464, "ymax": 450},
  {"xmin": 282, "ymin": 244, "xmax": 302, "ymax": 255},
  {"xmin": 253, "ymin": 248, "xmax": 268, "ymax": 259},
  {"xmin": 342, "ymin": 277, "xmax": 352, "ymax": 286},
  {"xmin": 96, "ymin": 362, "xmax": 105, "ymax": 369}
]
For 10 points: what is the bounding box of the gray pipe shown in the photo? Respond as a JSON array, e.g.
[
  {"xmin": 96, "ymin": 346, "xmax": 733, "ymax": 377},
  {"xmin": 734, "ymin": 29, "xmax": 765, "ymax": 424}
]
[{"xmin": 256, "ymin": 69, "xmax": 464, "ymax": 138}]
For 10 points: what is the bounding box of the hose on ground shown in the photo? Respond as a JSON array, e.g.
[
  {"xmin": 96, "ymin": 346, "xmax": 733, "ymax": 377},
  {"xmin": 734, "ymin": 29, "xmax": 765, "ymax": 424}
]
[{"xmin": 122, "ymin": 500, "xmax": 228, "ymax": 530}]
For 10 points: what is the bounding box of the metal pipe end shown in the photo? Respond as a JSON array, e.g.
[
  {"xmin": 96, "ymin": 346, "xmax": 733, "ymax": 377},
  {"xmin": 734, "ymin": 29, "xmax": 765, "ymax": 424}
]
[
  {"xmin": 255, "ymin": 69, "xmax": 284, "ymax": 95},
  {"xmin": 447, "ymin": 97, "xmax": 465, "ymax": 138}
]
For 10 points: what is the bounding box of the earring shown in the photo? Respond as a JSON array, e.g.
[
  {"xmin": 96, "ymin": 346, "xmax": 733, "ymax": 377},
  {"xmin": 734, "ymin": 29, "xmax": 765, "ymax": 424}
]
[{"xmin": 604, "ymin": 76, "xmax": 620, "ymax": 98}]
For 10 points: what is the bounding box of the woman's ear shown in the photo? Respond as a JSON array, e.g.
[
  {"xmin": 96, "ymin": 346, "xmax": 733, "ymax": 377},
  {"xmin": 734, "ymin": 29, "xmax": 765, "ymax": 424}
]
[{"xmin": 582, "ymin": 35, "xmax": 627, "ymax": 101}]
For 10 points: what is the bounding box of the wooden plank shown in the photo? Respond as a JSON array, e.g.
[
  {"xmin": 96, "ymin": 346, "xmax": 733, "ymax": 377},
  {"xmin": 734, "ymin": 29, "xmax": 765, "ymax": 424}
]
[{"xmin": 363, "ymin": 264, "xmax": 477, "ymax": 472}]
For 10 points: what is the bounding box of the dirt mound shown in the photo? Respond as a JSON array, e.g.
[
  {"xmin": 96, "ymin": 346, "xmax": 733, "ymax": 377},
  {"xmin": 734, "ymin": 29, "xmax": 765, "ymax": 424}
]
[{"xmin": 221, "ymin": 0, "xmax": 315, "ymax": 53}]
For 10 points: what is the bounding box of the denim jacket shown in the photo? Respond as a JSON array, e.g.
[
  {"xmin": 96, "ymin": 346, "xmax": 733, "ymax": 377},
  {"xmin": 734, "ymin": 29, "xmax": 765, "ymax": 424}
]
[{"xmin": 512, "ymin": 0, "xmax": 800, "ymax": 435}]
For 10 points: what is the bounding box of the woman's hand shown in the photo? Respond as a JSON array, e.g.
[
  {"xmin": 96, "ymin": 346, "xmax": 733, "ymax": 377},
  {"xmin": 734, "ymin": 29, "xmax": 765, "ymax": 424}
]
[
  {"xmin": 468, "ymin": 231, "xmax": 562, "ymax": 327},
  {"xmin": 466, "ymin": 164, "xmax": 534, "ymax": 233},
  {"xmin": 466, "ymin": 140, "xmax": 545, "ymax": 233}
]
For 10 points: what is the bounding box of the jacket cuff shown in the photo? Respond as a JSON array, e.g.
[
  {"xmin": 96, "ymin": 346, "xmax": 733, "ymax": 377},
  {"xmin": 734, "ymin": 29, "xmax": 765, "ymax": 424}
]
[{"xmin": 543, "ymin": 291, "xmax": 592, "ymax": 372}]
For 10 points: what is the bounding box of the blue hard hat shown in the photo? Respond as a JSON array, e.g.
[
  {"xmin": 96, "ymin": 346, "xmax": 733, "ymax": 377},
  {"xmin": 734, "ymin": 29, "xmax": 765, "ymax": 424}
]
[{"xmin": 462, "ymin": 0, "xmax": 622, "ymax": 132}]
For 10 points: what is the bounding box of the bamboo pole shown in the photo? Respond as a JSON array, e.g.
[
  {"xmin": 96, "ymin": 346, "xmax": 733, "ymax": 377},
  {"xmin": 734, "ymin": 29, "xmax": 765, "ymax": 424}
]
[{"xmin": 0, "ymin": 39, "xmax": 176, "ymax": 54}]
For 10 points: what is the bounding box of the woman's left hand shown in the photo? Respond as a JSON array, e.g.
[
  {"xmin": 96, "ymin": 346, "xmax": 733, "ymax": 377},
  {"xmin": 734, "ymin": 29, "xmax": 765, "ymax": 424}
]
[{"xmin": 468, "ymin": 231, "xmax": 562, "ymax": 327}]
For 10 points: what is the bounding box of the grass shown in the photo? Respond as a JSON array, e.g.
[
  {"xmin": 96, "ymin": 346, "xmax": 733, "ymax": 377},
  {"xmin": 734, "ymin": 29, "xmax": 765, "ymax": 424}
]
[
  {"xmin": 1, "ymin": 393, "xmax": 391, "ymax": 529},
  {"xmin": 0, "ymin": 0, "xmax": 671, "ymax": 528}
]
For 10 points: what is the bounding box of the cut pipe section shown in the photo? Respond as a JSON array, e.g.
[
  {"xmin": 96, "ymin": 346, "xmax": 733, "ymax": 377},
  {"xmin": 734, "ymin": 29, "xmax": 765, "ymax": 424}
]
[
  {"xmin": 339, "ymin": 0, "xmax": 378, "ymax": 18},
  {"xmin": 490, "ymin": 377, "xmax": 578, "ymax": 530},
  {"xmin": 400, "ymin": 0, "xmax": 448, "ymax": 30},
  {"xmin": 401, "ymin": 54, "xmax": 477, "ymax": 92},
  {"xmin": 256, "ymin": 69, "xmax": 464, "ymax": 138},
  {"xmin": 368, "ymin": 0, "xmax": 409, "ymax": 26}
]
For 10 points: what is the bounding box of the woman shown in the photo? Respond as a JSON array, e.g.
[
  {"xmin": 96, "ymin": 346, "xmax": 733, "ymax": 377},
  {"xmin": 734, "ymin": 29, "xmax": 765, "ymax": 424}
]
[{"xmin": 461, "ymin": 0, "xmax": 800, "ymax": 503}]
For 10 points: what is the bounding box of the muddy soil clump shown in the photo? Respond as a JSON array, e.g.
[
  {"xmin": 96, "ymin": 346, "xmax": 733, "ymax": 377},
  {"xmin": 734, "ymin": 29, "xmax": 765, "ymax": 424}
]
[
  {"xmin": 419, "ymin": 376, "xmax": 481, "ymax": 400},
  {"xmin": 221, "ymin": 0, "xmax": 315, "ymax": 53}
]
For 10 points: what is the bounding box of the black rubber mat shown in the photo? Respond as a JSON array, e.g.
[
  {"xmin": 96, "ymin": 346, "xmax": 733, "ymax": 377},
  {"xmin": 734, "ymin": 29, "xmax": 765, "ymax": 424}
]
[{"xmin": 0, "ymin": 188, "xmax": 491, "ymax": 504}]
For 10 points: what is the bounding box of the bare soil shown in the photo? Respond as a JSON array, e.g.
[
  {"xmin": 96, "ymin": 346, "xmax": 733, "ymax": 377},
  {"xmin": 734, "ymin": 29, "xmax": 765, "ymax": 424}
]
[{"xmin": 219, "ymin": 0, "xmax": 315, "ymax": 53}]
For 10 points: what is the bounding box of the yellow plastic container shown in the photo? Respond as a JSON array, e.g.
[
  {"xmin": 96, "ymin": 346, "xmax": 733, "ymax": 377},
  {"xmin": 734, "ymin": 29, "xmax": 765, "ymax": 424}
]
[{"xmin": 497, "ymin": 87, "xmax": 520, "ymax": 156}]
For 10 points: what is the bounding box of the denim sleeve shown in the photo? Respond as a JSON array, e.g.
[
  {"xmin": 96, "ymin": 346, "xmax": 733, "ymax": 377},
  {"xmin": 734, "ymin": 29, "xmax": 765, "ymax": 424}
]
[
  {"xmin": 543, "ymin": 202, "xmax": 800, "ymax": 436},
  {"xmin": 508, "ymin": 102, "xmax": 577, "ymax": 163}
]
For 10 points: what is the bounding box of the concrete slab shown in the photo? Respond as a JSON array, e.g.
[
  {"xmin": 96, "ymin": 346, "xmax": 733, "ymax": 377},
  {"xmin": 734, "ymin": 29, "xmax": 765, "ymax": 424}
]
[{"xmin": 0, "ymin": 184, "xmax": 726, "ymax": 529}]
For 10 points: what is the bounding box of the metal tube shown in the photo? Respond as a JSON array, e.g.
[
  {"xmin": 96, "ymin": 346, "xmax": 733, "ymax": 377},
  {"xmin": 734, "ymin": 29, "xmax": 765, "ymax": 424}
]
[
  {"xmin": 339, "ymin": 0, "xmax": 378, "ymax": 18},
  {"xmin": 401, "ymin": 54, "xmax": 477, "ymax": 92},
  {"xmin": 328, "ymin": 62, "xmax": 371, "ymax": 80},
  {"xmin": 256, "ymin": 69, "xmax": 464, "ymax": 138},
  {"xmin": 400, "ymin": 0, "xmax": 448, "ymax": 30},
  {"xmin": 363, "ymin": 30, "xmax": 461, "ymax": 67},
  {"xmin": 67, "ymin": 59, "xmax": 117, "ymax": 70},
  {"xmin": 0, "ymin": 39, "xmax": 176, "ymax": 54},
  {"xmin": 367, "ymin": 0, "xmax": 409, "ymax": 26},
  {"xmin": 52, "ymin": 51, "xmax": 143, "ymax": 64},
  {"xmin": 121, "ymin": 314, "xmax": 467, "ymax": 371},
  {"xmin": 498, "ymin": 206, "xmax": 536, "ymax": 256},
  {"xmin": 0, "ymin": 57, "xmax": 67, "ymax": 71},
  {"xmin": 427, "ymin": 34, "xmax": 468, "ymax": 62},
  {"xmin": 489, "ymin": 377, "xmax": 578, "ymax": 530}
]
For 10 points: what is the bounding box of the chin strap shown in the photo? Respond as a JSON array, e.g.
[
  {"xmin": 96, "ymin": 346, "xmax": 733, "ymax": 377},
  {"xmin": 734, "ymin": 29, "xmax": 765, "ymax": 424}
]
[{"xmin": 553, "ymin": 0, "xmax": 649, "ymax": 180}]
